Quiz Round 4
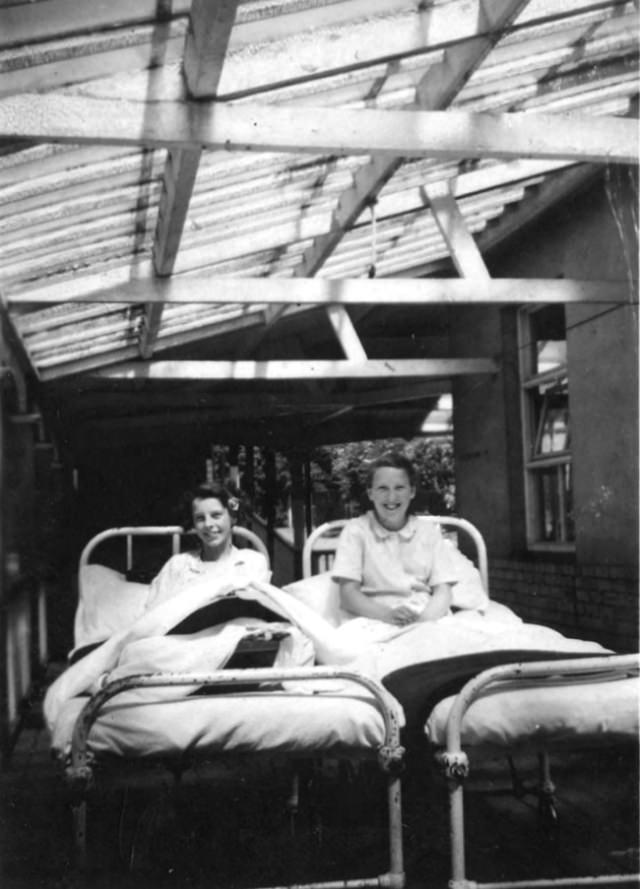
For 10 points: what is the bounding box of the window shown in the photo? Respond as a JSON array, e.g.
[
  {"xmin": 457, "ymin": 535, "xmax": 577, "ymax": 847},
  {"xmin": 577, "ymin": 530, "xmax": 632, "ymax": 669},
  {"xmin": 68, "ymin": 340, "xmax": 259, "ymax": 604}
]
[{"xmin": 519, "ymin": 305, "xmax": 574, "ymax": 550}]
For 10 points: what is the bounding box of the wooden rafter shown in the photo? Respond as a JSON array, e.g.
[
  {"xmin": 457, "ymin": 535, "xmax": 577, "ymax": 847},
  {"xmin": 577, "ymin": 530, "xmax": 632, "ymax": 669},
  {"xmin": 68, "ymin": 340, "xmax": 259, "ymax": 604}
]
[
  {"xmin": 324, "ymin": 305, "xmax": 367, "ymax": 361},
  {"xmin": 3, "ymin": 2, "xmax": 630, "ymax": 103},
  {"xmin": 399, "ymin": 164, "xmax": 606, "ymax": 279},
  {"xmin": 424, "ymin": 183, "xmax": 491, "ymax": 282},
  {"xmin": 94, "ymin": 358, "xmax": 498, "ymax": 381},
  {"xmin": 8, "ymin": 277, "xmax": 634, "ymax": 307},
  {"xmin": 62, "ymin": 382, "xmax": 447, "ymax": 433},
  {"xmin": 141, "ymin": 0, "xmax": 239, "ymax": 358},
  {"xmin": 0, "ymin": 95, "xmax": 636, "ymax": 165},
  {"xmin": 143, "ymin": 147, "xmax": 201, "ymax": 356},
  {"xmin": 291, "ymin": 0, "xmax": 532, "ymax": 279},
  {"xmin": 55, "ymin": 379, "xmax": 447, "ymax": 422}
]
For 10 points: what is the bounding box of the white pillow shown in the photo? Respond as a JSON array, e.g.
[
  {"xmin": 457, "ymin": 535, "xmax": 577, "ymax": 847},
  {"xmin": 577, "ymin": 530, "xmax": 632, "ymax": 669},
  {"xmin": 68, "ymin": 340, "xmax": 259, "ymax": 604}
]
[
  {"xmin": 444, "ymin": 542, "xmax": 490, "ymax": 612},
  {"xmin": 73, "ymin": 563, "xmax": 149, "ymax": 651},
  {"xmin": 282, "ymin": 572, "xmax": 343, "ymax": 627}
]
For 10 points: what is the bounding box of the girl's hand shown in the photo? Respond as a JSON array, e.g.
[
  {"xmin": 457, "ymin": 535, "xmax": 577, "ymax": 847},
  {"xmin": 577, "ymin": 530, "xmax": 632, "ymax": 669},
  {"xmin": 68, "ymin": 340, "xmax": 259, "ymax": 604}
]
[
  {"xmin": 390, "ymin": 602, "xmax": 421, "ymax": 626},
  {"xmin": 409, "ymin": 580, "xmax": 430, "ymax": 593}
]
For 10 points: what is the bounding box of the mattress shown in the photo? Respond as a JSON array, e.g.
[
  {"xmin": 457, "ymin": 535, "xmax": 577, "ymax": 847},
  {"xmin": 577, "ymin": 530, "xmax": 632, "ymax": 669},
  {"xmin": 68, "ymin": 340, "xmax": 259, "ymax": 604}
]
[
  {"xmin": 425, "ymin": 669, "xmax": 639, "ymax": 751},
  {"xmin": 53, "ymin": 684, "xmax": 390, "ymax": 760}
]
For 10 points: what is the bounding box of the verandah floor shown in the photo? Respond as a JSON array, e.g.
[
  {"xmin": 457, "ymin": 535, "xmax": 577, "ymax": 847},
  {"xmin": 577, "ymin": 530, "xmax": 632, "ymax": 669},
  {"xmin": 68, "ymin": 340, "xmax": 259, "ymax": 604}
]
[{"xmin": 1, "ymin": 689, "xmax": 638, "ymax": 889}]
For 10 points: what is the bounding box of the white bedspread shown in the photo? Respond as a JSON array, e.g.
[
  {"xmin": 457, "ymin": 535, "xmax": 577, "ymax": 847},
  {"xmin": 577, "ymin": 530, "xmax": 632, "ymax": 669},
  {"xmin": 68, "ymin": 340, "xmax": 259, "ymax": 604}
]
[
  {"xmin": 45, "ymin": 575, "xmax": 384, "ymax": 754},
  {"xmin": 46, "ymin": 571, "xmax": 636, "ymax": 760}
]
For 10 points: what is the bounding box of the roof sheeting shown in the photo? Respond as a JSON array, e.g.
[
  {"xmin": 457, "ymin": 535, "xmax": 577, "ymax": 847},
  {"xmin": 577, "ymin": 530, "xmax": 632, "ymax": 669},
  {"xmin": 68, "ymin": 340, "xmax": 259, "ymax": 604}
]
[{"xmin": 0, "ymin": 0, "xmax": 638, "ymax": 451}]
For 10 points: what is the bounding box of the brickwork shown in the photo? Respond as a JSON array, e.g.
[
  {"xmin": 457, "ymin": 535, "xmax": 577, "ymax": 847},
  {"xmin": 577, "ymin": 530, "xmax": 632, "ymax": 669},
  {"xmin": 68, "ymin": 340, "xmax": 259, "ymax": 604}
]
[{"xmin": 490, "ymin": 559, "xmax": 639, "ymax": 653}]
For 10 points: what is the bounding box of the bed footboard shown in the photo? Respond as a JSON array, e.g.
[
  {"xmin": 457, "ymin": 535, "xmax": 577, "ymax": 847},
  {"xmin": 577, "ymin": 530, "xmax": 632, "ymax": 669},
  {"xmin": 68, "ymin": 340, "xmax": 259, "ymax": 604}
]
[
  {"xmin": 65, "ymin": 665, "xmax": 405, "ymax": 889},
  {"xmin": 434, "ymin": 653, "xmax": 639, "ymax": 889}
]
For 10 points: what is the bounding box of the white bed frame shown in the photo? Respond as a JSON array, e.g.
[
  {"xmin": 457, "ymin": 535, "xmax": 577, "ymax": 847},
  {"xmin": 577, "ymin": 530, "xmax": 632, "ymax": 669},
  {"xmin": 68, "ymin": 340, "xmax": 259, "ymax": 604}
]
[
  {"xmin": 65, "ymin": 525, "xmax": 406, "ymax": 889},
  {"xmin": 301, "ymin": 516, "xmax": 640, "ymax": 889}
]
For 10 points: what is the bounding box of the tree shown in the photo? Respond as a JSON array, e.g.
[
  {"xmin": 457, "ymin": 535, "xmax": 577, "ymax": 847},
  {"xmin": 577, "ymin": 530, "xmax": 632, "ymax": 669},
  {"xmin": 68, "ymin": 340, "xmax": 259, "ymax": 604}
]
[
  {"xmin": 211, "ymin": 437, "xmax": 455, "ymax": 527},
  {"xmin": 310, "ymin": 437, "xmax": 455, "ymax": 522}
]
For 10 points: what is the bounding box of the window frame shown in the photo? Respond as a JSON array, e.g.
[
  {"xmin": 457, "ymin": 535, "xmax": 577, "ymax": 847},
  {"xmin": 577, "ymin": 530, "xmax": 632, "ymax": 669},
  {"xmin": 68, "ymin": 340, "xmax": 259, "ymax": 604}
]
[{"xmin": 518, "ymin": 306, "xmax": 575, "ymax": 554}]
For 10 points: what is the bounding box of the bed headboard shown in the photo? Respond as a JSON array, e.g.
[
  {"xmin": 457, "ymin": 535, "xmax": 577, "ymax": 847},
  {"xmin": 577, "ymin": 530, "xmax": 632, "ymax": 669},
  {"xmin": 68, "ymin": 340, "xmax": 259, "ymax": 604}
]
[
  {"xmin": 79, "ymin": 525, "xmax": 269, "ymax": 575},
  {"xmin": 302, "ymin": 516, "xmax": 489, "ymax": 595}
]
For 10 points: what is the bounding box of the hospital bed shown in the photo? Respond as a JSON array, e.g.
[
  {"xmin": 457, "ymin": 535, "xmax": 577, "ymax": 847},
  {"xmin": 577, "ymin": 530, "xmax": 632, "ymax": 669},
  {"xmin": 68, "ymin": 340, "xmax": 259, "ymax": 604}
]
[
  {"xmin": 301, "ymin": 516, "xmax": 640, "ymax": 889},
  {"xmin": 48, "ymin": 525, "xmax": 406, "ymax": 888}
]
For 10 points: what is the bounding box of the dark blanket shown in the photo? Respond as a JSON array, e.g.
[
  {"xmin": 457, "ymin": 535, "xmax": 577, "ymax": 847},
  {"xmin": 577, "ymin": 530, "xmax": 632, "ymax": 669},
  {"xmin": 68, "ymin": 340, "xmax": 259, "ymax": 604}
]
[
  {"xmin": 382, "ymin": 649, "xmax": 603, "ymax": 742},
  {"xmin": 167, "ymin": 596, "xmax": 284, "ymax": 635}
]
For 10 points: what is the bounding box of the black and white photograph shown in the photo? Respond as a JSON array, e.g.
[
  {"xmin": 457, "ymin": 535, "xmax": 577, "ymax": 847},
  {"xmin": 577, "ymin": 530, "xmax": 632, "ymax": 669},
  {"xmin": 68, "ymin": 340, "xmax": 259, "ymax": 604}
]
[{"xmin": 0, "ymin": 2, "xmax": 638, "ymax": 887}]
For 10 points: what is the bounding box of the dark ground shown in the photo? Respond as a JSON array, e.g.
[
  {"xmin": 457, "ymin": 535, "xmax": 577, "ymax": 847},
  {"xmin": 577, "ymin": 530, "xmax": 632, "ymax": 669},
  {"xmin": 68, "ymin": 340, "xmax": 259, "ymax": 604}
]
[{"xmin": 1, "ymin": 698, "xmax": 638, "ymax": 889}]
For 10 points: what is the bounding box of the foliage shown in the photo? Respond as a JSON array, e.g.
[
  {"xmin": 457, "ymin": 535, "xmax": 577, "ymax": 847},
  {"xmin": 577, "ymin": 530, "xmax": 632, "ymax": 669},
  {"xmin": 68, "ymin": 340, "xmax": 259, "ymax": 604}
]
[
  {"xmin": 208, "ymin": 437, "xmax": 455, "ymax": 527},
  {"xmin": 310, "ymin": 437, "xmax": 455, "ymax": 521}
]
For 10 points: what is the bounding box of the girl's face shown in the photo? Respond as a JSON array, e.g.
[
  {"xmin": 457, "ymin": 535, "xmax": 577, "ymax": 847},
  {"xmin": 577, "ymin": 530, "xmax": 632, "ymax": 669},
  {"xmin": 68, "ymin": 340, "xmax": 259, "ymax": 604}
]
[
  {"xmin": 192, "ymin": 496, "xmax": 233, "ymax": 559},
  {"xmin": 367, "ymin": 466, "xmax": 415, "ymax": 531}
]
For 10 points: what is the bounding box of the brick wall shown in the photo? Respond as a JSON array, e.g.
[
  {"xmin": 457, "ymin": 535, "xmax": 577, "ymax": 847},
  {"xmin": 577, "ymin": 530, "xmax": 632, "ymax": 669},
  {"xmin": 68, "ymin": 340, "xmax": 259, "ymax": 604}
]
[{"xmin": 490, "ymin": 559, "xmax": 639, "ymax": 653}]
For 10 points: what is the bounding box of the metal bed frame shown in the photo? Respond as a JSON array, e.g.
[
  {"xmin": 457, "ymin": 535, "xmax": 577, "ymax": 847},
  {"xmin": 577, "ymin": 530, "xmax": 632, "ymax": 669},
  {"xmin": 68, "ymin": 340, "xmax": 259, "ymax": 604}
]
[
  {"xmin": 302, "ymin": 516, "xmax": 640, "ymax": 889},
  {"xmin": 63, "ymin": 525, "xmax": 406, "ymax": 889}
]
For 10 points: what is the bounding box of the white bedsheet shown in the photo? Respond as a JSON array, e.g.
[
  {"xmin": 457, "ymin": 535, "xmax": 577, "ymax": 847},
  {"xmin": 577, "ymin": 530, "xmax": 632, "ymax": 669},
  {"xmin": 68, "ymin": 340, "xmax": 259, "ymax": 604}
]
[
  {"xmin": 51, "ymin": 688, "xmax": 391, "ymax": 759},
  {"xmin": 425, "ymin": 672, "xmax": 639, "ymax": 751},
  {"xmin": 47, "ymin": 571, "xmax": 637, "ymax": 761},
  {"xmin": 46, "ymin": 575, "xmax": 391, "ymax": 756}
]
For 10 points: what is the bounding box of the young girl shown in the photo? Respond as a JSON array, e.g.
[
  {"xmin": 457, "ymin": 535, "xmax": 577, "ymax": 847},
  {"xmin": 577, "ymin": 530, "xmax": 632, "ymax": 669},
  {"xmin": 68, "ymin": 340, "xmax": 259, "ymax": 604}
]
[
  {"xmin": 331, "ymin": 452, "xmax": 457, "ymax": 626},
  {"xmin": 145, "ymin": 482, "xmax": 270, "ymax": 612}
]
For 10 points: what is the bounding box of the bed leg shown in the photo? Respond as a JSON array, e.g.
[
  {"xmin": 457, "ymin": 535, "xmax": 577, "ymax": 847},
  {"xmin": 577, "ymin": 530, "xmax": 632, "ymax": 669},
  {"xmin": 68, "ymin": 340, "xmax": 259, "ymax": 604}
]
[
  {"xmin": 507, "ymin": 754, "xmax": 528, "ymax": 799},
  {"xmin": 537, "ymin": 751, "xmax": 558, "ymax": 828},
  {"xmin": 386, "ymin": 774, "xmax": 404, "ymax": 885},
  {"xmin": 435, "ymin": 750, "xmax": 470, "ymax": 889},
  {"xmin": 449, "ymin": 778, "xmax": 467, "ymax": 887},
  {"xmin": 72, "ymin": 799, "xmax": 88, "ymax": 869},
  {"xmin": 285, "ymin": 770, "xmax": 300, "ymax": 838}
]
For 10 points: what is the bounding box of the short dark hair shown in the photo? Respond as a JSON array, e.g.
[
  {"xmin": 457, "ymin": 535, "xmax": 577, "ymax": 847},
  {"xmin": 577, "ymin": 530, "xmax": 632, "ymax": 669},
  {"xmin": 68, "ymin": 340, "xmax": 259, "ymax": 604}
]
[
  {"xmin": 181, "ymin": 481, "xmax": 243, "ymax": 529},
  {"xmin": 366, "ymin": 451, "xmax": 417, "ymax": 488}
]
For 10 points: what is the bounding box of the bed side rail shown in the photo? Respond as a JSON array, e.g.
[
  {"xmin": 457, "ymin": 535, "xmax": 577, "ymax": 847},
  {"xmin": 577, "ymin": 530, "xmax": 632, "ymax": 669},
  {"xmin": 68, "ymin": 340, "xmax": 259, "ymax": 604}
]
[{"xmin": 78, "ymin": 525, "xmax": 269, "ymax": 581}]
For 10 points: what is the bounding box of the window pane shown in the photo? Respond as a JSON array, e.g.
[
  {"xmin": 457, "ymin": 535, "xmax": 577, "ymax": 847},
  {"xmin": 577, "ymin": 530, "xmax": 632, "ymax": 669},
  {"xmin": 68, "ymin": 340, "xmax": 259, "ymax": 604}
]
[
  {"xmin": 531, "ymin": 305, "xmax": 566, "ymax": 375},
  {"xmin": 534, "ymin": 380, "xmax": 570, "ymax": 455},
  {"xmin": 534, "ymin": 462, "xmax": 574, "ymax": 542}
]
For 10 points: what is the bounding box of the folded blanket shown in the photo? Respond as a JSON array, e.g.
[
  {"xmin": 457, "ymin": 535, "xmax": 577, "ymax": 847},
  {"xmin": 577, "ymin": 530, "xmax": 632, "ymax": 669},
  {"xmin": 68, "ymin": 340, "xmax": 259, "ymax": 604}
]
[{"xmin": 44, "ymin": 574, "xmax": 369, "ymax": 734}]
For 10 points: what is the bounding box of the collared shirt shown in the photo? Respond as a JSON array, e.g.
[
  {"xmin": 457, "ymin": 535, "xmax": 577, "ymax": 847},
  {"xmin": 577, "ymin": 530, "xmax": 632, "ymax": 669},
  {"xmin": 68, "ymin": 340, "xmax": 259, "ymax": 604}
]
[
  {"xmin": 330, "ymin": 512, "xmax": 459, "ymax": 596},
  {"xmin": 145, "ymin": 546, "xmax": 270, "ymax": 611}
]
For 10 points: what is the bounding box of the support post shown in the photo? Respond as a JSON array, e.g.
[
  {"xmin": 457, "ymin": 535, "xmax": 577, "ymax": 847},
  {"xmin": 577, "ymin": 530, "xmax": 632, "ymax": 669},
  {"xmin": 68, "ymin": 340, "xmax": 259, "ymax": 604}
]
[
  {"xmin": 289, "ymin": 452, "xmax": 306, "ymax": 578},
  {"xmin": 264, "ymin": 449, "xmax": 277, "ymax": 565}
]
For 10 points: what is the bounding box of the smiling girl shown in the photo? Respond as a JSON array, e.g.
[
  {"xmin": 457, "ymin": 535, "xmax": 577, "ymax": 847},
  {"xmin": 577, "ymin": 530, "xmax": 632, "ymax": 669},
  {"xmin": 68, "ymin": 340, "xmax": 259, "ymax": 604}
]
[
  {"xmin": 331, "ymin": 452, "xmax": 457, "ymax": 626},
  {"xmin": 144, "ymin": 482, "xmax": 270, "ymax": 611}
]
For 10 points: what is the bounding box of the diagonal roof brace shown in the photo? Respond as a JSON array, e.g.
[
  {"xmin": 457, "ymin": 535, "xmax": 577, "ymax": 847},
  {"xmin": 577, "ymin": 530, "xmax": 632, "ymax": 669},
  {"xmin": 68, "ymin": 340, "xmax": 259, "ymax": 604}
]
[
  {"xmin": 140, "ymin": 0, "xmax": 240, "ymax": 359},
  {"xmin": 291, "ymin": 0, "xmax": 532, "ymax": 279},
  {"xmin": 424, "ymin": 182, "xmax": 491, "ymax": 282}
]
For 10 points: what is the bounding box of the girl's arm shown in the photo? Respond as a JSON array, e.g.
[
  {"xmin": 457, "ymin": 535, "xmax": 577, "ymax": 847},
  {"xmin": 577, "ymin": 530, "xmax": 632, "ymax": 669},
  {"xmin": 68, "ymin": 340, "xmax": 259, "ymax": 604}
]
[
  {"xmin": 339, "ymin": 579, "xmax": 398, "ymax": 623},
  {"xmin": 417, "ymin": 582, "xmax": 452, "ymax": 621}
]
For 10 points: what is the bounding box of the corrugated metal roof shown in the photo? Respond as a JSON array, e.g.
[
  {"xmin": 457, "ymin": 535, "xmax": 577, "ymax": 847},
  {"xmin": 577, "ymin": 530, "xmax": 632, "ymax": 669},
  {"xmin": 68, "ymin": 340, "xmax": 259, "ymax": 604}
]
[{"xmin": 0, "ymin": 0, "xmax": 637, "ymax": 451}]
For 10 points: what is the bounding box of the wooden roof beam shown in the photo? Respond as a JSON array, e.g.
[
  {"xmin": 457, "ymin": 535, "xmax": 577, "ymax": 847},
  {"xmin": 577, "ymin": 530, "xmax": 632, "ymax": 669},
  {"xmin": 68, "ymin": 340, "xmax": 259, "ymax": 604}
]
[
  {"xmin": 93, "ymin": 358, "xmax": 498, "ymax": 382},
  {"xmin": 1, "ymin": 96, "xmax": 637, "ymax": 165},
  {"xmin": 3, "ymin": 2, "xmax": 628, "ymax": 101},
  {"xmin": 54, "ymin": 380, "xmax": 447, "ymax": 421},
  {"xmin": 424, "ymin": 182, "xmax": 491, "ymax": 282},
  {"xmin": 397, "ymin": 163, "xmax": 605, "ymax": 279},
  {"xmin": 142, "ymin": 0, "xmax": 239, "ymax": 359},
  {"xmin": 291, "ymin": 0, "xmax": 532, "ymax": 279},
  {"xmin": 324, "ymin": 304, "xmax": 367, "ymax": 361},
  {"xmin": 8, "ymin": 277, "xmax": 634, "ymax": 308}
]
